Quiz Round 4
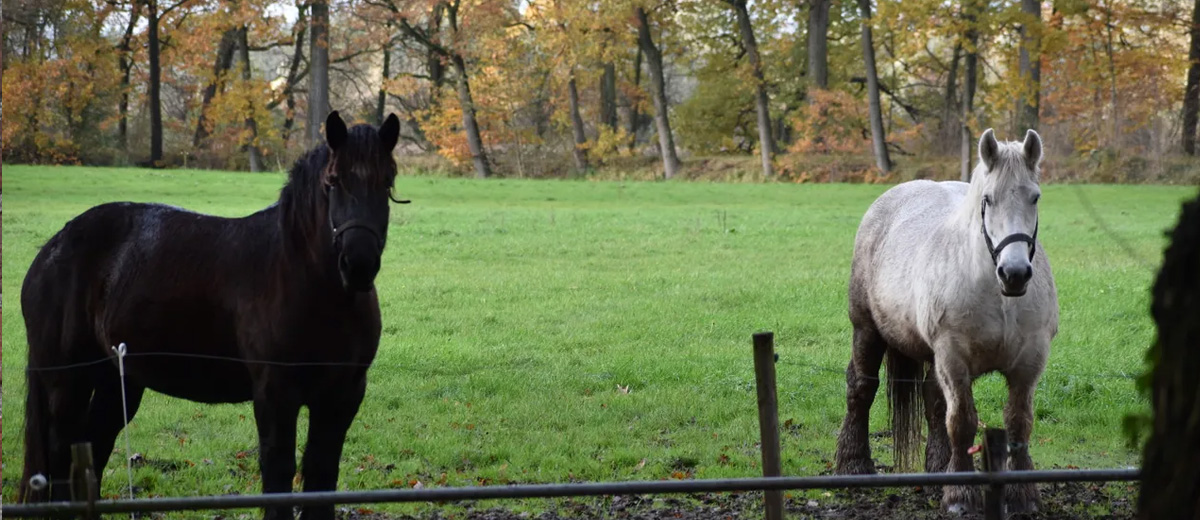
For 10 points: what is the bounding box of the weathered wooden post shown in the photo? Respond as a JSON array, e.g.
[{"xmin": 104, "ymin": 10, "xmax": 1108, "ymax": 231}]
[
  {"xmin": 982, "ymin": 428, "xmax": 1009, "ymax": 520},
  {"xmin": 753, "ymin": 332, "xmax": 783, "ymax": 520},
  {"xmin": 70, "ymin": 442, "xmax": 99, "ymax": 520}
]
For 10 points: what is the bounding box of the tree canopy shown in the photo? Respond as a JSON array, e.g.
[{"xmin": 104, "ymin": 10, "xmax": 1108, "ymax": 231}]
[{"xmin": 2, "ymin": 0, "xmax": 1195, "ymax": 178}]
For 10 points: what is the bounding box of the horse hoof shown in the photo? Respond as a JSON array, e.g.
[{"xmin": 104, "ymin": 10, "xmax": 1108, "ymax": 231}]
[
  {"xmin": 1005, "ymin": 483, "xmax": 1041, "ymax": 514},
  {"xmin": 942, "ymin": 485, "xmax": 981, "ymax": 514}
]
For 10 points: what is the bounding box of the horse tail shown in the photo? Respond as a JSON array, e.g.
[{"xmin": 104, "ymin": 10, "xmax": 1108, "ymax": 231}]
[
  {"xmin": 18, "ymin": 231, "xmax": 70, "ymax": 505},
  {"xmin": 19, "ymin": 361, "xmax": 51, "ymax": 503},
  {"xmin": 885, "ymin": 349, "xmax": 924, "ymax": 473}
]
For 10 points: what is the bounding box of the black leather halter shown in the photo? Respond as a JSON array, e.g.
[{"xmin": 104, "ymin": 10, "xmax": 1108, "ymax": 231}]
[{"xmin": 981, "ymin": 201, "xmax": 1038, "ymax": 266}]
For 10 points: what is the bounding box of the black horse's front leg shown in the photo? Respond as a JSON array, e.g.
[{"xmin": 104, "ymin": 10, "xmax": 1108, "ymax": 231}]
[
  {"xmin": 298, "ymin": 376, "xmax": 367, "ymax": 520},
  {"xmin": 253, "ymin": 389, "xmax": 301, "ymax": 520}
]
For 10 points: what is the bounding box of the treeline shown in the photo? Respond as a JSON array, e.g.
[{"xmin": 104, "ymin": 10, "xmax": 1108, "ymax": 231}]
[{"xmin": 2, "ymin": 0, "xmax": 1198, "ymax": 180}]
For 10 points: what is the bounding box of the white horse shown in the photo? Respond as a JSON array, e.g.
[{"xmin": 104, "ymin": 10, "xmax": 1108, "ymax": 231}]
[{"xmin": 834, "ymin": 129, "xmax": 1059, "ymax": 514}]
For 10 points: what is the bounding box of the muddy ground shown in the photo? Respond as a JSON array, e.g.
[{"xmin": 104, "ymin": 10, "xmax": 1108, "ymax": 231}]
[{"xmin": 339, "ymin": 481, "xmax": 1137, "ymax": 520}]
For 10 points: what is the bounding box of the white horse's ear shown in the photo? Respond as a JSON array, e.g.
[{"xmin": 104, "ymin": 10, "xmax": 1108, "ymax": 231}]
[
  {"xmin": 978, "ymin": 128, "xmax": 999, "ymax": 171},
  {"xmin": 1022, "ymin": 129, "xmax": 1043, "ymax": 171}
]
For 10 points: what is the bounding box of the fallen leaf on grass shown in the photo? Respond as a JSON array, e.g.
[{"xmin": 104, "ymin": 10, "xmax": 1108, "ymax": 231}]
[{"xmin": 633, "ymin": 459, "xmax": 647, "ymax": 472}]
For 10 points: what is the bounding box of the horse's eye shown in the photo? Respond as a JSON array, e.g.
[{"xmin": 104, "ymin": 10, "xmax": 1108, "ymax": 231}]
[
  {"xmin": 983, "ymin": 195, "xmax": 992, "ymax": 206},
  {"xmin": 1032, "ymin": 194, "xmax": 1040, "ymax": 205}
]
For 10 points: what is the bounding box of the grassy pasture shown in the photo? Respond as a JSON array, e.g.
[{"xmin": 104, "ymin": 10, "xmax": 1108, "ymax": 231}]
[{"xmin": 2, "ymin": 165, "xmax": 1194, "ymax": 517}]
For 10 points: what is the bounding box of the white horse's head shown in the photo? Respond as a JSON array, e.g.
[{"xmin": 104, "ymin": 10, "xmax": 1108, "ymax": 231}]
[{"xmin": 975, "ymin": 128, "xmax": 1043, "ymax": 297}]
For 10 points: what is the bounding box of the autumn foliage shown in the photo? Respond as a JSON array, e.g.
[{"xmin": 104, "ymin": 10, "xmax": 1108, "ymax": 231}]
[{"xmin": 1, "ymin": 0, "xmax": 1196, "ymax": 177}]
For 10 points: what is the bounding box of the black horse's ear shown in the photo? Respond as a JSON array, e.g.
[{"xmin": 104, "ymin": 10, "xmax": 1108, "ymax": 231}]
[
  {"xmin": 326, "ymin": 110, "xmax": 347, "ymax": 152},
  {"xmin": 380, "ymin": 113, "xmax": 400, "ymax": 153}
]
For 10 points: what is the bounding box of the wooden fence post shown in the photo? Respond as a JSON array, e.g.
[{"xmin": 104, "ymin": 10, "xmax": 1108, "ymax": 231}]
[
  {"xmin": 70, "ymin": 442, "xmax": 99, "ymax": 520},
  {"xmin": 982, "ymin": 428, "xmax": 1008, "ymax": 520},
  {"xmin": 753, "ymin": 332, "xmax": 783, "ymax": 520}
]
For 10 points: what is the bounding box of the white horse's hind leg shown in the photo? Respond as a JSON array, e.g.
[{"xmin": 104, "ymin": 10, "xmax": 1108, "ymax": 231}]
[
  {"xmin": 834, "ymin": 326, "xmax": 886, "ymax": 475},
  {"xmin": 1003, "ymin": 357, "xmax": 1046, "ymax": 513},
  {"xmin": 934, "ymin": 351, "xmax": 982, "ymax": 513},
  {"xmin": 922, "ymin": 367, "xmax": 950, "ymax": 473}
]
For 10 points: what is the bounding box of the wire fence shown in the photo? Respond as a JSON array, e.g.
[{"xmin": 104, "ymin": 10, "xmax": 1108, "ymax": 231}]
[
  {"xmin": 3, "ymin": 335, "xmax": 1147, "ymax": 520},
  {"xmin": 17, "ymin": 349, "xmax": 1141, "ymax": 385}
]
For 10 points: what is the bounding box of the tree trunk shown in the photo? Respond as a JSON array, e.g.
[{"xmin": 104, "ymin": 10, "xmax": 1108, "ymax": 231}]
[
  {"xmin": 627, "ymin": 45, "xmax": 643, "ymax": 152},
  {"xmin": 377, "ymin": 28, "xmax": 391, "ymax": 125},
  {"xmin": 942, "ymin": 42, "xmax": 961, "ymax": 152},
  {"xmin": 807, "ymin": 0, "xmax": 830, "ymax": 89},
  {"xmin": 1103, "ymin": 4, "xmax": 1120, "ymax": 148},
  {"xmin": 148, "ymin": 0, "xmax": 163, "ymax": 167},
  {"xmin": 1184, "ymin": 0, "xmax": 1200, "ymax": 154},
  {"xmin": 1185, "ymin": 0, "xmax": 1200, "ymax": 154},
  {"xmin": 1137, "ymin": 193, "xmax": 1200, "ymax": 520},
  {"xmin": 634, "ymin": 6, "xmax": 680, "ymax": 179},
  {"xmin": 117, "ymin": 3, "xmax": 140, "ymax": 154},
  {"xmin": 22, "ymin": 19, "xmax": 41, "ymax": 157},
  {"xmin": 960, "ymin": 0, "xmax": 979, "ymax": 181},
  {"xmin": 858, "ymin": 0, "xmax": 890, "ymax": 174},
  {"xmin": 308, "ymin": 1, "xmax": 330, "ymax": 148},
  {"xmin": 281, "ymin": 5, "xmax": 307, "ymax": 147},
  {"xmin": 451, "ymin": 54, "xmax": 492, "ymax": 178},
  {"xmin": 732, "ymin": 0, "xmax": 774, "ymax": 176},
  {"xmin": 237, "ymin": 26, "xmax": 263, "ymax": 172},
  {"xmin": 424, "ymin": 2, "xmax": 447, "ymax": 103},
  {"xmin": 193, "ymin": 29, "xmax": 238, "ymax": 150},
  {"xmin": 568, "ymin": 73, "xmax": 589, "ymax": 171},
  {"xmin": 600, "ymin": 61, "xmax": 618, "ymax": 131},
  {"xmin": 1015, "ymin": 0, "xmax": 1041, "ymax": 134}
]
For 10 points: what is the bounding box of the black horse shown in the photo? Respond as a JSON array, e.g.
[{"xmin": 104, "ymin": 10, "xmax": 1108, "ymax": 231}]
[{"xmin": 19, "ymin": 111, "xmax": 405, "ymax": 520}]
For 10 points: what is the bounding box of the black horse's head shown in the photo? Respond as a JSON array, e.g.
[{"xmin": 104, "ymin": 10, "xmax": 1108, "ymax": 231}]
[{"xmin": 321, "ymin": 111, "xmax": 402, "ymax": 292}]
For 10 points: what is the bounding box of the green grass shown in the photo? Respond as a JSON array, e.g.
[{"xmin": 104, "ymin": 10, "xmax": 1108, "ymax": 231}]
[{"xmin": 2, "ymin": 165, "xmax": 1194, "ymax": 517}]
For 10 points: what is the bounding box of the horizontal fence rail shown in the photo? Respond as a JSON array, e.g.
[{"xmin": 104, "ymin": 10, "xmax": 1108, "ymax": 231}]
[{"xmin": 4, "ymin": 469, "xmax": 1140, "ymax": 517}]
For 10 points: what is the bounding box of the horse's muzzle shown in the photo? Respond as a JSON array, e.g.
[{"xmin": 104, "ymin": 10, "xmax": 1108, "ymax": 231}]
[
  {"xmin": 337, "ymin": 231, "xmax": 382, "ymax": 292},
  {"xmin": 997, "ymin": 262, "xmax": 1033, "ymax": 297}
]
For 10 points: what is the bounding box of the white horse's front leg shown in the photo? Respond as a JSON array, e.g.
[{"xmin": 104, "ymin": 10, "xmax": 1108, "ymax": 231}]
[
  {"xmin": 1003, "ymin": 346, "xmax": 1048, "ymax": 513},
  {"xmin": 834, "ymin": 326, "xmax": 886, "ymax": 475},
  {"xmin": 935, "ymin": 352, "xmax": 981, "ymax": 514},
  {"xmin": 922, "ymin": 367, "xmax": 951, "ymax": 473}
]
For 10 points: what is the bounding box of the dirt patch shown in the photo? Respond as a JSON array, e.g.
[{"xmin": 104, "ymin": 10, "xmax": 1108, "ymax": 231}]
[{"xmin": 337, "ymin": 481, "xmax": 1136, "ymax": 520}]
